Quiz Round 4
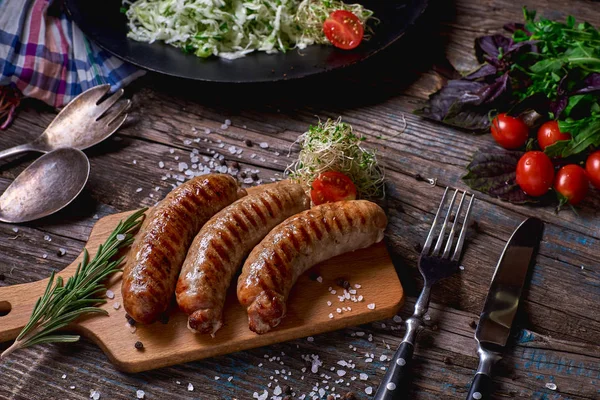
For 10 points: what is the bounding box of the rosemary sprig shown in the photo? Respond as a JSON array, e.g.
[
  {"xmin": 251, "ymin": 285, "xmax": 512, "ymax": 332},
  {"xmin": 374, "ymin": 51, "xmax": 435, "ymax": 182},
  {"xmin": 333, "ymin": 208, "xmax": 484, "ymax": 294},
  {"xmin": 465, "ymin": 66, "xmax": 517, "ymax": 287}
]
[{"xmin": 0, "ymin": 208, "xmax": 147, "ymax": 359}]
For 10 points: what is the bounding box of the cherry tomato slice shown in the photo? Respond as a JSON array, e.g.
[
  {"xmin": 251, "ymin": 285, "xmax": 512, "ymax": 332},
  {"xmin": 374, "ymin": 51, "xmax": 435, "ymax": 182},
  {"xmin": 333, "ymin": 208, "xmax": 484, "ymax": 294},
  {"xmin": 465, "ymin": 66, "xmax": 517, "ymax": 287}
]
[
  {"xmin": 310, "ymin": 171, "xmax": 358, "ymax": 205},
  {"xmin": 490, "ymin": 113, "xmax": 529, "ymax": 149},
  {"xmin": 537, "ymin": 121, "xmax": 571, "ymax": 151},
  {"xmin": 516, "ymin": 151, "xmax": 555, "ymax": 197},
  {"xmin": 554, "ymin": 164, "xmax": 589, "ymax": 205},
  {"xmin": 323, "ymin": 10, "xmax": 364, "ymax": 50},
  {"xmin": 586, "ymin": 150, "xmax": 600, "ymax": 189}
]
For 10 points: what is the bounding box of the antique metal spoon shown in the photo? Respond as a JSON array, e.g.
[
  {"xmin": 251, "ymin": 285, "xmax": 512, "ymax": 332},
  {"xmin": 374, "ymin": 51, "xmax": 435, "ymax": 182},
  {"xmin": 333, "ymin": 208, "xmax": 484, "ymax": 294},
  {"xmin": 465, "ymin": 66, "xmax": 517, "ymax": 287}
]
[
  {"xmin": 0, "ymin": 148, "xmax": 90, "ymax": 223},
  {"xmin": 0, "ymin": 84, "xmax": 129, "ymax": 161}
]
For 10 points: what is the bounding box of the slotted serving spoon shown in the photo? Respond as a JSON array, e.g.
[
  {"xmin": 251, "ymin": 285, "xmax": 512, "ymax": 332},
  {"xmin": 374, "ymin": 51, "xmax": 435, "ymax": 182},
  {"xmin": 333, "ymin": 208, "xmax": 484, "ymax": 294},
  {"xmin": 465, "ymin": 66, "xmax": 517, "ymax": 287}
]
[{"xmin": 0, "ymin": 84, "xmax": 129, "ymax": 161}]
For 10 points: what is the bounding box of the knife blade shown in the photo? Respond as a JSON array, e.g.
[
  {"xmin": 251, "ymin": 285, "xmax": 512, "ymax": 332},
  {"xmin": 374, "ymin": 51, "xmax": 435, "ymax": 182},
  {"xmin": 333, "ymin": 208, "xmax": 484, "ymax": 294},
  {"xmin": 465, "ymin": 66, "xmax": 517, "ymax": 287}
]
[{"xmin": 466, "ymin": 217, "xmax": 544, "ymax": 400}]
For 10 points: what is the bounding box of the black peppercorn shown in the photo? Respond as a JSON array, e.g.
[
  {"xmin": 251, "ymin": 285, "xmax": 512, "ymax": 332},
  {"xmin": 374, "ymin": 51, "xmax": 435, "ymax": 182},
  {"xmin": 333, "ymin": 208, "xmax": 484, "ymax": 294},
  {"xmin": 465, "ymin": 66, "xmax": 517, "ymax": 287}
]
[{"xmin": 134, "ymin": 341, "xmax": 144, "ymax": 350}]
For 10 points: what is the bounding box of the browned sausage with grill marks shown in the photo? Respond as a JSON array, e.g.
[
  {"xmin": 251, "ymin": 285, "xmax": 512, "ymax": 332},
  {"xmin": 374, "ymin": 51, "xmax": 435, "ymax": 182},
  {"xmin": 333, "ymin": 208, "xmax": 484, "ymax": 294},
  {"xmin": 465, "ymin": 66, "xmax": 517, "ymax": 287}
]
[
  {"xmin": 122, "ymin": 174, "xmax": 246, "ymax": 324},
  {"xmin": 176, "ymin": 182, "xmax": 310, "ymax": 335},
  {"xmin": 237, "ymin": 200, "xmax": 387, "ymax": 334}
]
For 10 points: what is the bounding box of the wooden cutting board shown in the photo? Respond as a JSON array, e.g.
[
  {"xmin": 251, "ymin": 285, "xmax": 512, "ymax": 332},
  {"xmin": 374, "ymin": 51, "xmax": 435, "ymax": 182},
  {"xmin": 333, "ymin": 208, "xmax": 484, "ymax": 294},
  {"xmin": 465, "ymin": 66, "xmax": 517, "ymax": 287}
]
[{"xmin": 0, "ymin": 209, "xmax": 404, "ymax": 373}]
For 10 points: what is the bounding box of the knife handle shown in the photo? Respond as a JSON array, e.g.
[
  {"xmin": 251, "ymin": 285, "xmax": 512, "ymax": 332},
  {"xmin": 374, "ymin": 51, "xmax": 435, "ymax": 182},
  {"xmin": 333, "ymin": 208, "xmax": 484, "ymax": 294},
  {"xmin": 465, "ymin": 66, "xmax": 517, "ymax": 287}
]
[
  {"xmin": 466, "ymin": 373, "xmax": 493, "ymax": 400},
  {"xmin": 373, "ymin": 341, "xmax": 414, "ymax": 400}
]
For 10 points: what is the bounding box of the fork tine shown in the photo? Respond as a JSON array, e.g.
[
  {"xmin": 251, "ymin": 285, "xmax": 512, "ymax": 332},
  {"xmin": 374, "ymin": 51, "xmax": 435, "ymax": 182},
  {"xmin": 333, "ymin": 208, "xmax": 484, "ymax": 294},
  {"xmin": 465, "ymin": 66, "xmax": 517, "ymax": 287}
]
[
  {"xmin": 451, "ymin": 194, "xmax": 475, "ymax": 262},
  {"xmin": 95, "ymin": 88, "xmax": 125, "ymax": 119},
  {"xmin": 442, "ymin": 191, "xmax": 466, "ymax": 258},
  {"xmin": 431, "ymin": 189, "xmax": 458, "ymax": 256},
  {"xmin": 104, "ymin": 99, "xmax": 131, "ymax": 126},
  {"xmin": 79, "ymin": 84, "xmax": 111, "ymax": 105},
  {"xmin": 422, "ymin": 187, "xmax": 449, "ymax": 254}
]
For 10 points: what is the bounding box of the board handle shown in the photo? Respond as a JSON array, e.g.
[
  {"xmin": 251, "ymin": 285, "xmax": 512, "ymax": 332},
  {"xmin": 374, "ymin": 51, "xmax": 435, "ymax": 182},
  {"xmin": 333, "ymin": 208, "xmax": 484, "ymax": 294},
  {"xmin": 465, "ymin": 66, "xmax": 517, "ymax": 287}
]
[{"xmin": 0, "ymin": 279, "xmax": 53, "ymax": 343}]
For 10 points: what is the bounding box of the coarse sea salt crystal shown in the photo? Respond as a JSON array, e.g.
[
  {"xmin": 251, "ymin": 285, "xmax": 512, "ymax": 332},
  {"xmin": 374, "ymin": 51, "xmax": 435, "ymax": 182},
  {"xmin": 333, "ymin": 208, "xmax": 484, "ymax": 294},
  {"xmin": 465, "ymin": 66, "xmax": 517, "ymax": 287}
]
[
  {"xmin": 44, "ymin": 235, "xmax": 51, "ymax": 241},
  {"xmin": 90, "ymin": 389, "xmax": 100, "ymax": 400},
  {"xmin": 113, "ymin": 302, "xmax": 120, "ymax": 310},
  {"xmin": 61, "ymin": 374, "xmax": 67, "ymax": 379},
  {"xmin": 136, "ymin": 188, "xmax": 143, "ymax": 193},
  {"xmin": 393, "ymin": 315, "xmax": 403, "ymax": 323},
  {"xmin": 116, "ymin": 234, "xmax": 126, "ymax": 241},
  {"xmin": 273, "ymin": 386, "xmax": 282, "ymax": 396},
  {"xmin": 106, "ymin": 290, "xmax": 114, "ymax": 299},
  {"xmin": 307, "ymin": 336, "xmax": 314, "ymax": 342},
  {"xmin": 221, "ymin": 124, "xmax": 228, "ymax": 130},
  {"xmin": 365, "ymin": 387, "xmax": 373, "ymax": 395},
  {"xmin": 187, "ymin": 383, "xmax": 194, "ymax": 391},
  {"xmin": 316, "ymin": 276, "xmax": 323, "ymax": 283},
  {"xmin": 259, "ymin": 142, "xmax": 269, "ymax": 149},
  {"xmin": 158, "ymin": 161, "xmax": 165, "ymax": 168},
  {"xmin": 546, "ymin": 383, "xmax": 557, "ymax": 391},
  {"xmin": 367, "ymin": 303, "xmax": 376, "ymax": 310},
  {"xmin": 336, "ymin": 370, "xmax": 346, "ymax": 377},
  {"xmin": 380, "ymin": 355, "xmax": 387, "ymax": 361},
  {"xmin": 136, "ymin": 390, "xmax": 145, "ymax": 399},
  {"xmin": 329, "ymin": 313, "xmax": 334, "ymax": 319},
  {"xmin": 69, "ymin": 386, "xmax": 75, "ymax": 390},
  {"xmin": 12, "ymin": 227, "xmax": 18, "ymax": 233},
  {"xmin": 360, "ymin": 373, "xmax": 368, "ymax": 380},
  {"xmin": 327, "ymin": 301, "xmax": 332, "ymax": 306}
]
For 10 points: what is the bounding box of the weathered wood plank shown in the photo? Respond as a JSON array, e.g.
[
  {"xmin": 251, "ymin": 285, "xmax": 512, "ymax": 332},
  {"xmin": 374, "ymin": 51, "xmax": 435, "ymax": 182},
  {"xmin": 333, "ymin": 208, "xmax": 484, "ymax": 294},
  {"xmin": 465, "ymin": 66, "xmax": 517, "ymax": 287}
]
[{"xmin": 1, "ymin": 0, "xmax": 600, "ymax": 399}]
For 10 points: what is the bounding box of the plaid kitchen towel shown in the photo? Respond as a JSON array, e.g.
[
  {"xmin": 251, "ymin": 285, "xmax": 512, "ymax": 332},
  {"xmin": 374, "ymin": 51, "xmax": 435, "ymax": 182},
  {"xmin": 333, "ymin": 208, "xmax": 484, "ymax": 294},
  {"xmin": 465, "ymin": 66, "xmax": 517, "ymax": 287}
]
[{"xmin": 0, "ymin": 0, "xmax": 144, "ymax": 108}]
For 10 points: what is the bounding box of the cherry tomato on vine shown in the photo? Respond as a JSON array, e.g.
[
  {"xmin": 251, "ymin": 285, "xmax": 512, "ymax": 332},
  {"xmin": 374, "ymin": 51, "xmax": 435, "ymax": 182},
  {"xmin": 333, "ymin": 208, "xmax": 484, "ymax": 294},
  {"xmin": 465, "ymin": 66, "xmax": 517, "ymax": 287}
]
[
  {"xmin": 310, "ymin": 171, "xmax": 357, "ymax": 205},
  {"xmin": 554, "ymin": 165, "xmax": 589, "ymax": 205},
  {"xmin": 323, "ymin": 10, "xmax": 364, "ymax": 50},
  {"xmin": 537, "ymin": 121, "xmax": 571, "ymax": 151},
  {"xmin": 516, "ymin": 151, "xmax": 555, "ymax": 197},
  {"xmin": 490, "ymin": 113, "xmax": 530, "ymax": 149},
  {"xmin": 586, "ymin": 150, "xmax": 600, "ymax": 189}
]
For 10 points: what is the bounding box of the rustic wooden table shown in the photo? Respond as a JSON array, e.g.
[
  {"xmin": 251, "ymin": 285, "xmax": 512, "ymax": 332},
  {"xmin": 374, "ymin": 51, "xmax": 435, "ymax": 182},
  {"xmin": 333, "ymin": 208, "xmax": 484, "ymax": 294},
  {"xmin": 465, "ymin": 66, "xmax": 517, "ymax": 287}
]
[{"xmin": 1, "ymin": 0, "xmax": 599, "ymax": 399}]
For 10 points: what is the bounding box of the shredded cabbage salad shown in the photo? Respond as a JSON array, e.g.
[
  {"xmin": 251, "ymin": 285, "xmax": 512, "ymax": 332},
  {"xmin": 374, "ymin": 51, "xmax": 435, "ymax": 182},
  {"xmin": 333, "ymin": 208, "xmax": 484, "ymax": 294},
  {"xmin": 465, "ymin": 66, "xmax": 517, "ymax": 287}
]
[{"xmin": 122, "ymin": 0, "xmax": 374, "ymax": 60}]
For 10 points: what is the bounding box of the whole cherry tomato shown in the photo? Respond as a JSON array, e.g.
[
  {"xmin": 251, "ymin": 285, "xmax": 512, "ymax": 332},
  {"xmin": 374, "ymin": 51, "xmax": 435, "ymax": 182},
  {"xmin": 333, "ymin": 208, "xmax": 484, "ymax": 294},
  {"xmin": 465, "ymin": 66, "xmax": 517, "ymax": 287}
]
[
  {"xmin": 554, "ymin": 164, "xmax": 589, "ymax": 205},
  {"xmin": 491, "ymin": 113, "xmax": 529, "ymax": 149},
  {"xmin": 516, "ymin": 151, "xmax": 555, "ymax": 197},
  {"xmin": 537, "ymin": 121, "xmax": 571, "ymax": 151},
  {"xmin": 586, "ymin": 150, "xmax": 600, "ymax": 189}
]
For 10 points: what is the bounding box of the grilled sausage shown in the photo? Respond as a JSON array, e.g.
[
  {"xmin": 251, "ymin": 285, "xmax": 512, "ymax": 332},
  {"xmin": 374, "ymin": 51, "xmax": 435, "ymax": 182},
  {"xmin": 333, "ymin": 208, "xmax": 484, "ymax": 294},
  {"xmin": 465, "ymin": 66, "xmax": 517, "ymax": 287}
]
[
  {"xmin": 122, "ymin": 174, "xmax": 246, "ymax": 324},
  {"xmin": 237, "ymin": 200, "xmax": 387, "ymax": 334},
  {"xmin": 176, "ymin": 182, "xmax": 310, "ymax": 335}
]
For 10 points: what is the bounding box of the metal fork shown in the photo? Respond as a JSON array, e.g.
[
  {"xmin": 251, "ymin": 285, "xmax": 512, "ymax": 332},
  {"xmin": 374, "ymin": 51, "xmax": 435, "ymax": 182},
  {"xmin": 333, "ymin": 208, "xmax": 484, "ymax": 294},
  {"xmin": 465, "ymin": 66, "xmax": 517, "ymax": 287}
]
[
  {"xmin": 0, "ymin": 84, "xmax": 130, "ymax": 161},
  {"xmin": 374, "ymin": 188, "xmax": 475, "ymax": 400}
]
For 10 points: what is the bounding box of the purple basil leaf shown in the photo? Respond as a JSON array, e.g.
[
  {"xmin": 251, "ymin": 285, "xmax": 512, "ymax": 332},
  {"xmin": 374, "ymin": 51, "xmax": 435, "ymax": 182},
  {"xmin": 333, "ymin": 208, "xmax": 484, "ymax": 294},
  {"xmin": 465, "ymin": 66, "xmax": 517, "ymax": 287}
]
[
  {"xmin": 574, "ymin": 73, "xmax": 600, "ymax": 94},
  {"xmin": 464, "ymin": 63, "xmax": 498, "ymax": 81},
  {"xmin": 462, "ymin": 148, "xmax": 538, "ymax": 204},
  {"xmin": 415, "ymin": 79, "xmax": 487, "ymax": 123},
  {"xmin": 475, "ymin": 34, "xmax": 512, "ymax": 63},
  {"xmin": 503, "ymin": 22, "xmax": 530, "ymax": 34},
  {"xmin": 475, "ymin": 73, "xmax": 510, "ymax": 103}
]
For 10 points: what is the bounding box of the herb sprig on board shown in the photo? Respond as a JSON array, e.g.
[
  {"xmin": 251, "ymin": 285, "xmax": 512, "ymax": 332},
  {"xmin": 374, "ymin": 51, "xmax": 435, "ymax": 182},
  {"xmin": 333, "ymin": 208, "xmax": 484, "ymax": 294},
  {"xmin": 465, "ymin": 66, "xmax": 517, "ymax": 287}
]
[
  {"xmin": 0, "ymin": 209, "xmax": 146, "ymax": 359},
  {"xmin": 417, "ymin": 8, "xmax": 600, "ymax": 204}
]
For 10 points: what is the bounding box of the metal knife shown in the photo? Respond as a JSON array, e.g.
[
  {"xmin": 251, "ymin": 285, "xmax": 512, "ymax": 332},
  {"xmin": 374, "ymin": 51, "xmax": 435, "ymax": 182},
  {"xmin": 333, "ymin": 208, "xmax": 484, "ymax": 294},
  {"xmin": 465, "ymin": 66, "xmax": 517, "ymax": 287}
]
[{"xmin": 466, "ymin": 217, "xmax": 544, "ymax": 400}]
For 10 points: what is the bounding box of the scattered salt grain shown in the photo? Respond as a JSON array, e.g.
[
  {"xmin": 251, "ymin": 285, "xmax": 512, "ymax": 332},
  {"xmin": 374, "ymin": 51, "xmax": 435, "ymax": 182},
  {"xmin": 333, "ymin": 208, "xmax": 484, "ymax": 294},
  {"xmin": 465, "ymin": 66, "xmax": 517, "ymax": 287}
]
[
  {"xmin": 354, "ymin": 284, "xmax": 361, "ymax": 289},
  {"xmin": 459, "ymin": 265, "xmax": 465, "ymax": 271},
  {"xmin": 329, "ymin": 313, "xmax": 334, "ymax": 319},
  {"xmin": 545, "ymin": 383, "xmax": 557, "ymax": 391},
  {"xmin": 336, "ymin": 370, "xmax": 346, "ymax": 377},
  {"xmin": 183, "ymin": 139, "xmax": 192, "ymax": 145},
  {"xmin": 380, "ymin": 355, "xmax": 387, "ymax": 361},
  {"xmin": 331, "ymin": 290, "xmax": 337, "ymax": 295},
  {"xmin": 221, "ymin": 124, "xmax": 228, "ymax": 130},
  {"xmin": 225, "ymin": 119, "xmax": 232, "ymax": 126},
  {"xmin": 273, "ymin": 386, "xmax": 282, "ymax": 396},
  {"xmin": 61, "ymin": 374, "xmax": 67, "ymax": 379},
  {"xmin": 336, "ymin": 308, "xmax": 342, "ymax": 314},
  {"xmin": 159, "ymin": 161, "xmax": 165, "ymax": 168},
  {"xmin": 106, "ymin": 290, "xmax": 114, "ymax": 300},
  {"xmin": 307, "ymin": 336, "xmax": 314, "ymax": 342},
  {"xmin": 318, "ymin": 388, "xmax": 326, "ymax": 397},
  {"xmin": 44, "ymin": 235, "xmax": 51, "ymax": 241},
  {"xmin": 360, "ymin": 373, "xmax": 368, "ymax": 381},
  {"xmin": 327, "ymin": 301, "xmax": 332, "ymax": 306},
  {"xmin": 42, "ymin": 254, "xmax": 48, "ymax": 259},
  {"xmin": 187, "ymin": 383, "xmax": 194, "ymax": 392},
  {"xmin": 204, "ymin": 128, "xmax": 211, "ymax": 134},
  {"xmin": 169, "ymin": 149, "xmax": 175, "ymax": 154},
  {"xmin": 116, "ymin": 234, "xmax": 126, "ymax": 241},
  {"xmin": 424, "ymin": 314, "xmax": 431, "ymax": 321},
  {"xmin": 259, "ymin": 142, "xmax": 269, "ymax": 149},
  {"xmin": 90, "ymin": 389, "xmax": 101, "ymax": 400},
  {"xmin": 12, "ymin": 227, "xmax": 18, "ymax": 233},
  {"xmin": 113, "ymin": 302, "xmax": 121, "ymax": 310},
  {"xmin": 228, "ymin": 376, "xmax": 233, "ymax": 382},
  {"xmin": 367, "ymin": 303, "xmax": 376, "ymax": 310},
  {"xmin": 214, "ymin": 376, "xmax": 220, "ymax": 380},
  {"xmin": 365, "ymin": 387, "xmax": 373, "ymax": 395},
  {"xmin": 178, "ymin": 162, "xmax": 188, "ymax": 171},
  {"xmin": 357, "ymin": 295, "xmax": 363, "ymax": 301},
  {"xmin": 316, "ymin": 276, "xmax": 323, "ymax": 283},
  {"xmin": 136, "ymin": 390, "xmax": 145, "ymax": 399},
  {"xmin": 69, "ymin": 386, "xmax": 75, "ymax": 390},
  {"xmin": 136, "ymin": 188, "xmax": 143, "ymax": 193},
  {"xmin": 393, "ymin": 315, "xmax": 403, "ymax": 323}
]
